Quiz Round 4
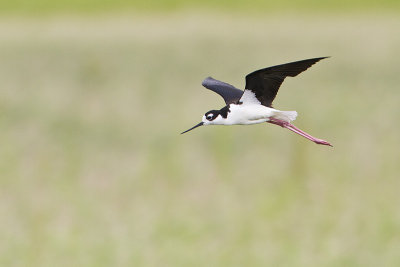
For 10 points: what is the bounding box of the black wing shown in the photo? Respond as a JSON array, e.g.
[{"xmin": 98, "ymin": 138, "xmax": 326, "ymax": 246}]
[
  {"xmin": 244, "ymin": 57, "xmax": 328, "ymax": 107},
  {"xmin": 202, "ymin": 77, "xmax": 244, "ymax": 105}
]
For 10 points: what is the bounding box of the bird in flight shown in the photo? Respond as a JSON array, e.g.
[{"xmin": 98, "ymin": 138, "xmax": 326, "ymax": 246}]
[{"xmin": 181, "ymin": 57, "xmax": 332, "ymax": 146}]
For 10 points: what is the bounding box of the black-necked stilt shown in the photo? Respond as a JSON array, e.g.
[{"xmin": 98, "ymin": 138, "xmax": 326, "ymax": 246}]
[{"xmin": 182, "ymin": 57, "xmax": 332, "ymax": 147}]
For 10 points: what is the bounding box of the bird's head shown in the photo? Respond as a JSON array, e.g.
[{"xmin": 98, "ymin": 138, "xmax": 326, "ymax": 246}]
[
  {"xmin": 203, "ymin": 110, "xmax": 225, "ymax": 125},
  {"xmin": 181, "ymin": 109, "xmax": 225, "ymax": 134}
]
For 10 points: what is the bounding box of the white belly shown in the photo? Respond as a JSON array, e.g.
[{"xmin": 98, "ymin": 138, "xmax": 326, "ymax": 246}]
[{"xmin": 224, "ymin": 104, "xmax": 276, "ymax": 125}]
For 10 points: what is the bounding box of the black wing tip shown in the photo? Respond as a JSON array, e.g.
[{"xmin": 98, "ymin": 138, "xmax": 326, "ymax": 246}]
[
  {"xmin": 305, "ymin": 56, "xmax": 330, "ymax": 66},
  {"xmin": 303, "ymin": 56, "xmax": 330, "ymax": 69},
  {"xmin": 246, "ymin": 56, "xmax": 330, "ymax": 78},
  {"xmin": 314, "ymin": 56, "xmax": 330, "ymax": 61},
  {"xmin": 285, "ymin": 56, "xmax": 330, "ymax": 65},
  {"xmin": 299, "ymin": 56, "xmax": 330, "ymax": 64},
  {"xmin": 309, "ymin": 56, "xmax": 331, "ymax": 64},
  {"xmin": 287, "ymin": 56, "xmax": 330, "ymax": 75}
]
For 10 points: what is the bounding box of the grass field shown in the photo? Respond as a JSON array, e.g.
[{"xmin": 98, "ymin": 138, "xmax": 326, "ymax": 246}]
[
  {"xmin": 0, "ymin": 0, "xmax": 399, "ymax": 14},
  {"xmin": 1, "ymin": 13, "xmax": 400, "ymax": 266}
]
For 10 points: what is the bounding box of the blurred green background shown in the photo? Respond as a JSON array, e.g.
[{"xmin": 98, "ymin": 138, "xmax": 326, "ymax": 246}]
[{"xmin": 1, "ymin": 1, "xmax": 400, "ymax": 266}]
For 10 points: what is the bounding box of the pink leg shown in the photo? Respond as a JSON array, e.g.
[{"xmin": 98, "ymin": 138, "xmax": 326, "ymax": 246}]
[{"xmin": 268, "ymin": 118, "xmax": 332, "ymax": 147}]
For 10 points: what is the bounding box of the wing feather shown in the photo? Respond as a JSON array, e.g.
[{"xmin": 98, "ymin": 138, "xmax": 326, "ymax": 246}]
[
  {"xmin": 202, "ymin": 77, "xmax": 244, "ymax": 105},
  {"xmin": 243, "ymin": 57, "xmax": 328, "ymax": 107}
]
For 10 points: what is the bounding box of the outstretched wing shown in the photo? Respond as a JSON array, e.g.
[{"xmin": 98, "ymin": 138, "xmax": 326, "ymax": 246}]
[
  {"xmin": 242, "ymin": 57, "xmax": 328, "ymax": 107},
  {"xmin": 202, "ymin": 77, "xmax": 244, "ymax": 105}
]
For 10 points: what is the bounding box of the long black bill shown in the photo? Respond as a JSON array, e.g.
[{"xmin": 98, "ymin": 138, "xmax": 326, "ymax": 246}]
[{"xmin": 181, "ymin": 122, "xmax": 204, "ymax": 134}]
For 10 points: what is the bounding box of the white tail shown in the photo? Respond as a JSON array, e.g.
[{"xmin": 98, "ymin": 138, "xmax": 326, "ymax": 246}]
[{"xmin": 273, "ymin": 110, "xmax": 298, "ymax": 122}]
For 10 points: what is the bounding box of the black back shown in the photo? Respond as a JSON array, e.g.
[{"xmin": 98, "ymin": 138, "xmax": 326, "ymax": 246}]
[
  {"xmin": 245, "ymin": 57, "xmax": 328, "ymax": 107},
  {"xmin": 202, "ymin": 77, "xmax": 244, "ymax": 105}
]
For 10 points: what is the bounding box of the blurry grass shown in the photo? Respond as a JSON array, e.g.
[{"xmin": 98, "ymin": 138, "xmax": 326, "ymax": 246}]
[
  {"xmin": 0, "ymin": 0, "xmax": 399, "ymax": 14},
  {"xmin": 0, "ymin": 13, "xmax": 400, "ymax": 266}
]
